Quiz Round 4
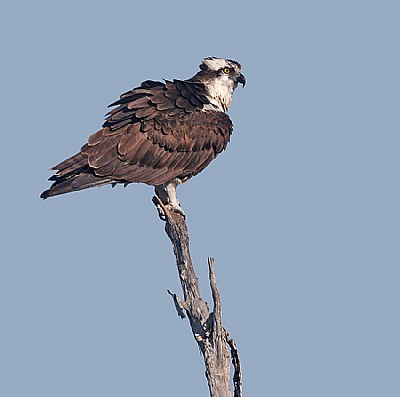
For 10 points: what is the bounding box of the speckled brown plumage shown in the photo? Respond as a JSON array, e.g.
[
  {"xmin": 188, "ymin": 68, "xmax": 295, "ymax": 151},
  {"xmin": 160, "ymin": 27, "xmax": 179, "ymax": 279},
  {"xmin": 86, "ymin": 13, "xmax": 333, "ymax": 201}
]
[{"xmin": 40, "ymin": 78, "xmax": 233, "ymax": 199}]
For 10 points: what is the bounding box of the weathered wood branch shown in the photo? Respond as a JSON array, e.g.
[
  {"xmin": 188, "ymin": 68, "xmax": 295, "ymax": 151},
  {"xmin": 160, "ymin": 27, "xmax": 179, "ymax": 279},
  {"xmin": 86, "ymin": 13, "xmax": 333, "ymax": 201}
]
[{"xmin": 152, "ymin": 196, "xmax": 242, "ymax": 397}]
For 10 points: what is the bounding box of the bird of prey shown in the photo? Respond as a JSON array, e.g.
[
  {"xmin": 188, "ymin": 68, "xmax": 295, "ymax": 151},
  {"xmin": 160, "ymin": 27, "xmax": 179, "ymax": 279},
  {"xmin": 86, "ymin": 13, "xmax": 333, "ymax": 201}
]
[{"xmin": 41, "ymin": 57, "xmax": 245, "ymax": 214}]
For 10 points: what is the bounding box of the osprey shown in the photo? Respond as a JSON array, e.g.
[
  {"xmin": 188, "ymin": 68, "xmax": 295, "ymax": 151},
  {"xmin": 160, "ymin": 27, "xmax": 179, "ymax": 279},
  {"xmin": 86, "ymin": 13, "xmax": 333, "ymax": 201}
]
[{"xmin": 41, "ymin": 57, "xmax": 245, "ymax": 213}]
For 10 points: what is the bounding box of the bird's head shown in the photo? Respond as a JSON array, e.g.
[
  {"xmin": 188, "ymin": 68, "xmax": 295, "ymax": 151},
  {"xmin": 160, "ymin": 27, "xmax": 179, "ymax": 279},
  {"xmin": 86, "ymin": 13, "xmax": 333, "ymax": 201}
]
[{"xmin": 192, "ymin": 57, "xmax": 246, "ymax": 112}]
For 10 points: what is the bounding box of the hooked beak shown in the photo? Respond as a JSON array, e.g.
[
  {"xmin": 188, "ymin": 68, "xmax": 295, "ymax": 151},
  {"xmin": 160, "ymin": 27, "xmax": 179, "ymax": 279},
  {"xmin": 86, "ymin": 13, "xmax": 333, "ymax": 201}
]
[{"xmin": 237, "ymin": 73, "xmax": 246, "ymax": 87}]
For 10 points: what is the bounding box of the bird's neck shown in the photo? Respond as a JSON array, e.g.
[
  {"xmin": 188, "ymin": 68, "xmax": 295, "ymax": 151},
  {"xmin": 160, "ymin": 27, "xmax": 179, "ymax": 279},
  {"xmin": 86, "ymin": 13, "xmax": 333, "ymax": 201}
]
[
  {"xmin": 204, "ymin": 79, "xmax": 234, "ymax": 112},
  {"xmin": 189, "ymin": 74, "xmax": 234, "ymax": 112},
  {"xmin": 204, "ymin": 80, "xmax": 234, "ymax": 112}
]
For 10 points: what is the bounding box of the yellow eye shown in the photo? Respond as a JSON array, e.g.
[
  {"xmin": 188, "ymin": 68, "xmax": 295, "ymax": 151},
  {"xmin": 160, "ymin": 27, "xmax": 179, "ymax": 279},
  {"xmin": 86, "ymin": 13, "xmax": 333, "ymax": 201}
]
[{"xmin": 223, "ymin": 67, "xmax": 230, "ymax": 74}]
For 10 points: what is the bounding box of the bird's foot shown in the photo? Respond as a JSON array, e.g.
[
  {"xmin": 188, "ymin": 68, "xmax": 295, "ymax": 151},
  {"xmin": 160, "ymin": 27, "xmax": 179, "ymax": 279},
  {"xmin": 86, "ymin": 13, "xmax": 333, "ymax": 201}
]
[
  {"xmin": 165, "ymin": 203, "xmax": 186, "ymax": 219},
  {"xmin": 153, "ymin": 196, "xmax": 185, "ymax": 220}
]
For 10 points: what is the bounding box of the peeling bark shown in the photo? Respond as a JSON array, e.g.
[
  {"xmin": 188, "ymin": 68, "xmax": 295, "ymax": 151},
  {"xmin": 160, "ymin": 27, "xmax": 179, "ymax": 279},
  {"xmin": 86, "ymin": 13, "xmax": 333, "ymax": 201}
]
[{"xmin": 152, "ymin": 196, "xmax": 242, "ymax": 397}]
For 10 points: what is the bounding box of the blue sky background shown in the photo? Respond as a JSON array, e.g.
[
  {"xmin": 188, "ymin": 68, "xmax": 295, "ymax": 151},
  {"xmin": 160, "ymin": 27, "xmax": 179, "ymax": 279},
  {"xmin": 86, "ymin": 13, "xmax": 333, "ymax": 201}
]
[{"xmin": 1, "ymin": 0, "xmax": 399, "ymax": 396}]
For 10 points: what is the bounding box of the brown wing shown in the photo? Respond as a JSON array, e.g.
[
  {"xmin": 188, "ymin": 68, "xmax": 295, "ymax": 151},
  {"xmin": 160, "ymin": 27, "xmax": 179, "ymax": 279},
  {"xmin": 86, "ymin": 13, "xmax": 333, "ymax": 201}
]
[{"xmin": 41, "ymin": 79, "xmax": 233, "ymax": 199}]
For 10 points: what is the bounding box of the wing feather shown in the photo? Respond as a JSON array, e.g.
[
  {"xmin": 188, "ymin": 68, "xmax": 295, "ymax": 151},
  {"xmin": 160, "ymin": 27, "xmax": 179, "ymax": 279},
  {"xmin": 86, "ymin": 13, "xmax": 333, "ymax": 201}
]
[
  {"xmin": 88, "ymin": 129, "xmax": 104, "ymax": 146},
  {"xmin": 127, "ymin": 97, "xmax": 151, "ymax": 109},
  {"xmin": 117, "ymin": 132, "xmax": 144, "ymax": 158},
  {"xmin": 135, "ymin": 107, "xmax": 157, "ymax": 118},
  {"xmin": 42, "ymin": 78, "xmax": 234, "ymax": 198}
]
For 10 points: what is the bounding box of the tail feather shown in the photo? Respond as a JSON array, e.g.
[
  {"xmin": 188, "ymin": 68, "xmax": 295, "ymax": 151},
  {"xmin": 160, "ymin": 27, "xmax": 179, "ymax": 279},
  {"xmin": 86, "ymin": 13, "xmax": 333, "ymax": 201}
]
[
  {"xmin": 52, "ymin": 151, "xmax": 85, "ymax": 171},
  {"xmin": 41, "ymin": 151, "xmax": 114, "ymax": 199},
  {"xmin": 49, "ymin": 152, "xmax": 88, "ymax": 180},
  {"xmin": 40, "ymin": 171, "xmax": 114, "ymax": 199}
]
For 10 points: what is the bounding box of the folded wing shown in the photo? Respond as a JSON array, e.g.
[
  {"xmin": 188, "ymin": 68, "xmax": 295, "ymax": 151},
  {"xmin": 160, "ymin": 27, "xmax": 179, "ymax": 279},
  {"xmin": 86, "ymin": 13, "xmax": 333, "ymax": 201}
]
[{"xmin": 41, "ymin": 79, "xmax": 233, "ymax": 199}]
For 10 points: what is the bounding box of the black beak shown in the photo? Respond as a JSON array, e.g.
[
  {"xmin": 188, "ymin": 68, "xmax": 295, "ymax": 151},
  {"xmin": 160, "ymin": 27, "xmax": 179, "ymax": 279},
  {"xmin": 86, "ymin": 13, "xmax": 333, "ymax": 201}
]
[{"xmin": 237, "ymin": 73, "xmax": 246, "ymax": 87}]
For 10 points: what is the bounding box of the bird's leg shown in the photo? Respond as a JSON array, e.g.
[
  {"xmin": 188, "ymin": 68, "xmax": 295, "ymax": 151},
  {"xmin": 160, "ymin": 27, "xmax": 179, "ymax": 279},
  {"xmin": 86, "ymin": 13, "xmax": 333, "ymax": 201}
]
[{"xmin": 155, "ymin": 181, "xmax": 185, "ymax": 218}]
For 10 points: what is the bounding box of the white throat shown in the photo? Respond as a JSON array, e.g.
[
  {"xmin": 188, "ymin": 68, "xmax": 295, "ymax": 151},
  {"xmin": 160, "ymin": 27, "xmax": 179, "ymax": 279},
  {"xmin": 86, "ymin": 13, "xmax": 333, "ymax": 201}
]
[{"xmin": 204, "ymin": 77, "xmax": 235, "ymax": 112}]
